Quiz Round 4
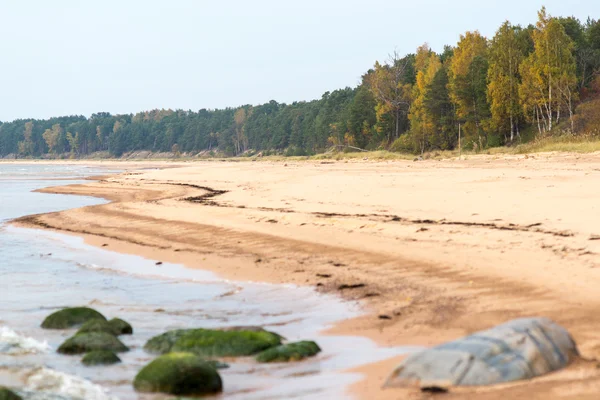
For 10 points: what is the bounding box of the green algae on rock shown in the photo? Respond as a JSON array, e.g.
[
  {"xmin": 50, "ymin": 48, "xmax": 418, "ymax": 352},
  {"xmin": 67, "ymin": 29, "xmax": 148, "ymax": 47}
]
[
  {"xmin": 76, "ymin": 318, "xmax": 133, "ymax": 336},
  {"xmin": 133, "ymin": 352, "xmax": 222, "ymax": 395},
  {"xmin": 107, "ymin": 318, "xmax": 133, "ymax": 335},
  {"xmin": 41, "ymin": 307, "xmax": 106, "ymax": 329},
  {"xmin": 255, "ymin": 341, "xmax": 321, "ymax": 362},
  {"xmin": 206, "ymin": 360, "xmax": 230, "ymax": 370},
  {"xmin": 0, "ymin": 387, "xmax": 22, "ymax": 400},
  {"xmin": 77, "ymin": 319, "xmax": 116, "ymax": 336},
  {"xmin": 144, "ymin": 328, "xmax": 282, "ymax": 357},
  {"xmin": 58, "ymin": 332, "xmax": 129, "ymax": 355},
  {"xmin": 81, "ymin": 350, "xmax": 122, "ymax": 366}
]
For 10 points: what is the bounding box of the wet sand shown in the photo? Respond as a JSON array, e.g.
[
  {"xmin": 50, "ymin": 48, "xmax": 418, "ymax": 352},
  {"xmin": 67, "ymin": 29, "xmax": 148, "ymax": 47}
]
[{"xmin": 10, "ymin": 152, "xmax": 600, "ymax": 399}]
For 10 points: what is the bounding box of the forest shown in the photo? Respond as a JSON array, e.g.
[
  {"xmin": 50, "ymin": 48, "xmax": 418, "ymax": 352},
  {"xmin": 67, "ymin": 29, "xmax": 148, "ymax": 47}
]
[{"xmin": 2, "ymin": 7, "xmax": 600, "ymax": 159}]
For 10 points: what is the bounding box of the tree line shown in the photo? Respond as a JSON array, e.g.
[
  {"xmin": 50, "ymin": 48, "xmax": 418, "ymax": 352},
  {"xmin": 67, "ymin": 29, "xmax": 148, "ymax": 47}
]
[{"xmin": 2, "ymin": 7, "xmax": 600, "ymax": 159}]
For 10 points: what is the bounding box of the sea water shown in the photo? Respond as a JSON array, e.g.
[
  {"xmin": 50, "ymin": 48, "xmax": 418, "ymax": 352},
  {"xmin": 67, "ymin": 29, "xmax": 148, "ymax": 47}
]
[{"xmin": 0, "ymin": 164, "xmax": 406, "ymax": 399}]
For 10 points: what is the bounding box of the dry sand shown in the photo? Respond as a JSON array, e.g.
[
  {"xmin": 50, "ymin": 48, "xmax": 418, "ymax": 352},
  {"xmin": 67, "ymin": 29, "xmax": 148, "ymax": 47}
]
[{"xmin": 11, "ymin": 153, "xmax": 600, "ymax": 399}]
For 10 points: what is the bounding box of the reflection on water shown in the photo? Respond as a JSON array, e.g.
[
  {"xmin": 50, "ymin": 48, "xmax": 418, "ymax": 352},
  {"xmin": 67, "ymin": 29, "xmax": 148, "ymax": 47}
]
[{"xmin": 0, "ymin": 164, "xmax": 409, "ymax": 400}]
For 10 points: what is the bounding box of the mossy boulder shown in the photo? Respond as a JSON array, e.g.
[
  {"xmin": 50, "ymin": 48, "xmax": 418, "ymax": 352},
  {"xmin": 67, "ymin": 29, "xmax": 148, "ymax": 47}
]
[
  {"xmin": 144, "ymin": 328, "xmax": 282, "ymax": 357},
  {"xmin": 0, "ymin": 387, "xmax": 22, "ymax": 400},
  {"xmin": 133, "ymin": 352, "xmax": 222, "ymax": 395},
  {"xmin": 207, "ymin": 360, "xmax": 229, "ymax": 370},
  {"xmin": 58, "ymin": 332, "xmax": 129, "ymax": 355},
  {"xmin": 77, "ymin": 319, "xmax": 115, "ymax": 335},
  {"xmin": 255, "ymin": 341, "xmax": 321, "ymax": 362},
  {"xmin": 82, "ymin": 350, "xmax": 122, "ymax": 366},
  {"xmin": 41, "ymin": 307, "xmax": 106, "ymax": 329},
  {"xmin": 76, "ymin": 318, "xmax": 133, "ymax": 336},
  {"xmin": 107, "ymin": 318, "xmax": 133, "ymax": 335}
]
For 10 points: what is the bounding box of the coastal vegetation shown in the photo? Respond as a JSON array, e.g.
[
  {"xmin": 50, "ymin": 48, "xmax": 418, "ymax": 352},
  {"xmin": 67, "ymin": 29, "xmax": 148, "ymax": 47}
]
[{"xmin": 1, "ymin": 7, "xmax": 599, "ymax": 159}]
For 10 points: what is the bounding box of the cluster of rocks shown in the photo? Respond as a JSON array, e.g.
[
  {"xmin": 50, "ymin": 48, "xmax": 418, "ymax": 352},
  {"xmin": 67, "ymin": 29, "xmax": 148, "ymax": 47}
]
[
  {"xmin": 136, "ymin": 327, "xmax": 321, "ymax": 395},
  {"xmin": 2, "ymin": 309, "xmax": 579, "ymax": 397},
  {"xmin": 42, "ymin": 307, "xmax": 131, "ymax": 366},
  {"xmin": 32, "ymin": 306, "xmax": 321, "ymax": 396}
]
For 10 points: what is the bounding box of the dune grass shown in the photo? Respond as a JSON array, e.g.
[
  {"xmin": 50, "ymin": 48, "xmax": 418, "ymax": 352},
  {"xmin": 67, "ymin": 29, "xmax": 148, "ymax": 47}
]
[{"xmin": 512, "ymin": 135, "xmax": 600, "ymax": 154}]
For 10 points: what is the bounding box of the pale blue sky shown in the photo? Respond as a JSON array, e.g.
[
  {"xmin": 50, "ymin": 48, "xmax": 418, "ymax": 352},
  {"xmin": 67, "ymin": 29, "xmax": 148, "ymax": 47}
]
[{"xmin": 0, "ymin": 0, "xmax": 597, "ymax": 121}]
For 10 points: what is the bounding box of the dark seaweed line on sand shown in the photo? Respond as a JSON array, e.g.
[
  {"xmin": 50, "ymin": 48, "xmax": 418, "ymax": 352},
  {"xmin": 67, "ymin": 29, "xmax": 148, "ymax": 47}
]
[
  {"xmin": 150, "ymin": 180, "xmax": 575, "ymax": 239},
  {"xmin": 138, "ymin": 180, "xmax": 229, "ymax": 206},
  {"xmin": 13, "ymin": 214, "xmax": 171, "ymax": 250}
]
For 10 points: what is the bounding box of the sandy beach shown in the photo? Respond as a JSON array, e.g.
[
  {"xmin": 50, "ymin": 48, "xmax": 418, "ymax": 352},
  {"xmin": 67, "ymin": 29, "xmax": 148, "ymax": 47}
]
[{"xmin": 10, "ymin": 153, "xmax": 600, "ymax": 399}]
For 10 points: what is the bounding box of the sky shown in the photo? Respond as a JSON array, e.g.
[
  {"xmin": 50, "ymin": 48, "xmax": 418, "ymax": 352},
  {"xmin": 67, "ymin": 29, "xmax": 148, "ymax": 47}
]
[{"xmin": 0, "ymin": 0, "xmax": 598, "ymax": 121}]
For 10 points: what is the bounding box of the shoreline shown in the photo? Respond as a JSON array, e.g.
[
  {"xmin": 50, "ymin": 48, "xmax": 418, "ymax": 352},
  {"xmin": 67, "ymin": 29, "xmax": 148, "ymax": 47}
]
[{"xmin": 9, "ymin": 156, "xmax": 600, "ymax": 399}]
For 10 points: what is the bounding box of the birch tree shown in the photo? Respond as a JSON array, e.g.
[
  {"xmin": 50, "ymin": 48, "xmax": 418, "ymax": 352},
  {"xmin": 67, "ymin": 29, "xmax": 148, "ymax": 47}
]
[
  {"xmin": 410, "ymin": 44, "xmax": 442, "ymax": 153},
  {"xmin": 488, "ymin": 22, "xmax": 526, "ymax": 142},
  {"xmin": 448, "ymin": 31, "xmax": 490, "ymax": 147},
  {"xmin": 519, "ymin": 7, "xmax": 577, "ymax": 134}
]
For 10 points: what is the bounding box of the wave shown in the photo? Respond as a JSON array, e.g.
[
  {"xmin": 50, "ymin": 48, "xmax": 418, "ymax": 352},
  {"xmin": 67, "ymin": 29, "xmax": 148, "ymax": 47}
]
[
  {"xmin": 0, "ymin": 327, "xmax": 50, "ymax": 355},
  {"xmin": 25, "ymin": 367, "xmax": 119, "ymax": 400}
]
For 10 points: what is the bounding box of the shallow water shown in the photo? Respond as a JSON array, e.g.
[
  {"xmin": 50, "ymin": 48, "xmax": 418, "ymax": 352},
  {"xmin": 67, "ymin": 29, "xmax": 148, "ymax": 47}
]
[{"xmin": 0, "ymin": 164, "xmax": 408, "ymax": 399}]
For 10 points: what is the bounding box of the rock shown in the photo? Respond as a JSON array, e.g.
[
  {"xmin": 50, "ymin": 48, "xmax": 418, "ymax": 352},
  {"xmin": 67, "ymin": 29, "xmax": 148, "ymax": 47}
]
[
  {"xmin": 0, "ymin": 387, "xmax": 22, "ymax": 400},
  {"xmin": 77, "ymin": 319, "xmax": 115, "ymax": 336},
  {"xmin": 41, "ymin": 307, "xmax": 106, "ymax": 329},
  {"xmin": 133, "ymin": 352, "xmax": 222, "ymax": 395},
  {"xmin": 144, "ymin": 328, "xmax": 282, "ymax": 357},
  {"xmin": 81, "ymin": 350, "xmax": 121, "ymax": 366},
  {"xmin": 76, "ymin": 318, "xmax": 132, "ymax": 336},
  {"xmin": 220, "ymin": 326, "xmax": 284, "ymax": 338},
  {"xmin": 107, "ymin": 318, "xmax": 133, "ymax": 335},
  {"xmin": 207, "ymin": 360, "xmax": 230, "ymax": 370},
  {"xmin": 58, "ymin": 332, "xmax": 129, "ymax": 355},
  {"xmin": 255, "ymin": 341, "xmax": 321, "ymax": 362},
  {"xmin": 385, "ymin": 317, "xmax": 579, "ymax": 390}
]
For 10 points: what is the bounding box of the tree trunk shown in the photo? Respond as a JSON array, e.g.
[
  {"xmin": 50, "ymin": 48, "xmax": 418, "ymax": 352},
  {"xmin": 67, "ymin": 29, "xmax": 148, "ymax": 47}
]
[
  {"xmin": 536, "ymin": 107, "xmax": 542, "ymax": 135},
  {"xmin": 568, "ymin": 88, "xmax": 574, "ymax": 133},
  {"xmin": 395, "ymin": 110, "xmax": 400, "ymax": 139},
  {"xmin": 548, "ymin": 74, "xmax": 553, "ymax": 131}
]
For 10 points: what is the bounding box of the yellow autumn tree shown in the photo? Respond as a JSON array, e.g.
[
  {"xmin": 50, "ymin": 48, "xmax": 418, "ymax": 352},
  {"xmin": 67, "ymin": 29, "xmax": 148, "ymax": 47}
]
[
  {"xmin": 409, "ymin": 44, "xmax": 442, "ymax": 154},
  {"xmin": 18, "ymin": 121, "xmax": 35, "ymax": 156},
  {"xmin": 233, "ymin": 108, "xmax": 249, "ymax": 155},
  {"xmin": 519, "ymin": 7, "xmax": 577, "ymax": 134},
  {"xmin": 42, "ymin": 124, "xmax": 63, "ymax": 154},
  {"xmin": 367, "ymin": 52, "xmax": 413, "ymax": 142},
  {"xmin": 448, "ymin": 31, "xmax": 490, "ymax": 148},
  {"xmin": 488, "ymin": 21, "xmax": 526, "ymax": 142}
]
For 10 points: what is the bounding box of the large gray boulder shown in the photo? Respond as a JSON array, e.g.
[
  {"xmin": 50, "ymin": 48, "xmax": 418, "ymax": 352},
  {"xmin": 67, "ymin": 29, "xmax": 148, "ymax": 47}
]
[{"xmin": 385, "ymin": 317, "xmax": 579, "ymax": 390}]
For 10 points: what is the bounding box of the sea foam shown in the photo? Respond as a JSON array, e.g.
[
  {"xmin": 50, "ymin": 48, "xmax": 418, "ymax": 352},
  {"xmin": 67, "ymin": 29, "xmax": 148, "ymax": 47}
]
[
  {"xmin": 0, "ymin": 327, "xmax": 50, "ymax": 355},
  {"xmin": 25, "ymin": 367, "xmax": 118, "ymax": 400}
]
